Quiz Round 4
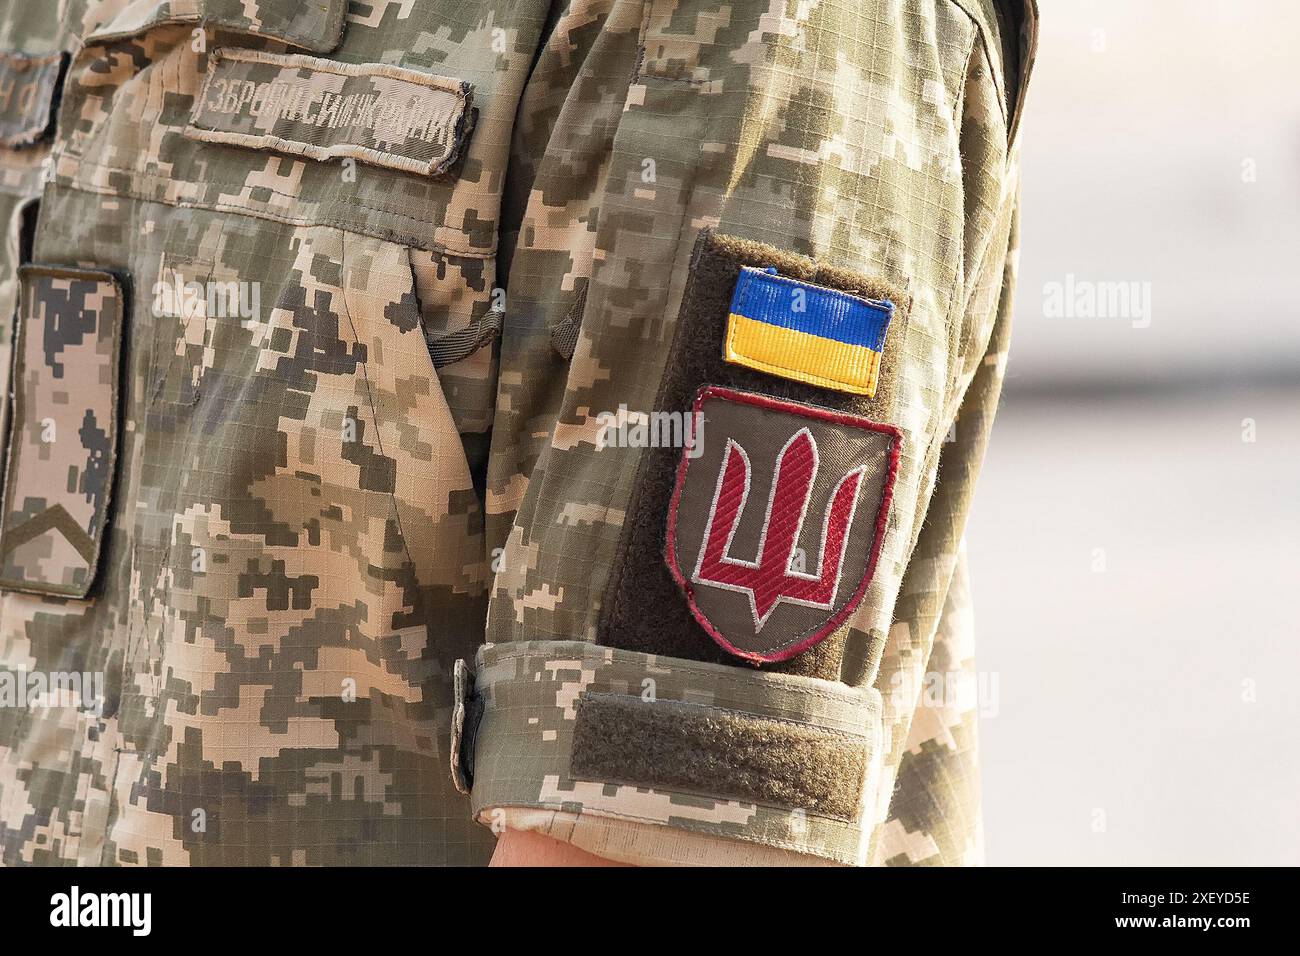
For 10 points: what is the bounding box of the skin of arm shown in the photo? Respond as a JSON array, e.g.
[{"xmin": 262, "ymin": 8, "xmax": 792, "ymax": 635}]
[{"xmin": 489, "ymin": 828, "xmax": 630, "ymax": 867}]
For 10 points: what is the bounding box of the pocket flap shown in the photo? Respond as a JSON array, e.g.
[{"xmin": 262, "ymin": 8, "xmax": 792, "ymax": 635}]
[
  {"xmin": 0, "ymin": 266, "xmax": 125, "ymax": 597},
  {"xmin": 84, "ymin": 0, "xmax": 349, "ymax": 54},
  {"xmin": 0, "ymin": 51, "xmax": 66, "ymax": 148}
]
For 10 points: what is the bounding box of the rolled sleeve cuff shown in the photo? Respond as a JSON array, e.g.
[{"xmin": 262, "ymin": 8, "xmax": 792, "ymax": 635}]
[{"xmin": 456, "ymin": 640, "xmax": 883, "ymax": 866}]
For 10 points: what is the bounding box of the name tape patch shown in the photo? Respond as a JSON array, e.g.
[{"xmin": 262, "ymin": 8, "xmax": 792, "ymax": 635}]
[
  {"xmin": 0, "ymin": 50, "xmax": 65, "ymax": 147},
  {"xmin": 724, "ymin": 266, "xmax": 895, "ymax": 397},
  {"xmin": 187, "ymin": 48, "xmax": 474, "ymax": 177}
]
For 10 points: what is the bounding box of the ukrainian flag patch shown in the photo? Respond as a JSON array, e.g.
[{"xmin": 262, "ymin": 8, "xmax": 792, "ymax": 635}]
[{"xmin": 723, "ymin": 266, "xmax": 895, "ymax": 397}]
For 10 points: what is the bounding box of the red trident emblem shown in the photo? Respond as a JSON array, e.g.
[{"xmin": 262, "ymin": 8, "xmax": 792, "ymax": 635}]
[{"xmin": 692, "ymin": 428, "xmax": 866, "ymax": 629}]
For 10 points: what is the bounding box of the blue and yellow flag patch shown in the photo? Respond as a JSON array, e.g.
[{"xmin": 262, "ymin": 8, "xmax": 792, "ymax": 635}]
[{"xmin": 723, "ymin": 266, "xmax": 894, "ymax": 397}]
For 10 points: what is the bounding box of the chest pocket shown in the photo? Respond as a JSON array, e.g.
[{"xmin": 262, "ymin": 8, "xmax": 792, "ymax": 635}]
[
  {"xmin": 83, "ymin": 0, "xmax": 348, "ymax": 54},
  {"xmin": 61, "ymin": 0, "xmax": 537, "ymax": 434},
  {"xmin": 0, "ymin": 49, "xmax": 65, "ymax": 147}
]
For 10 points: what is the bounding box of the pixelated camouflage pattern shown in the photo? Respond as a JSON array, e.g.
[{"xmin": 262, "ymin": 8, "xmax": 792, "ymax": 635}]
[
  {"xmin": 863, "ymin": 196, "xmax": 1022, "ymax": 866},
  {"xmin": 0, "ymin": 268, "xmax": 122, "ymax": 597},
  {"xmin": 0, "ymin": 2, "xmax": 75, "ymax": 528},
  {"xmin": 84, "ymin": 0, "xmax": 348, "ymax": 54},
  {"xmin": 0, "ymin": 51, "xmax": 64, "ymax": 148},
  {"xmin": 0, "ymin": 0, "xmax": 1035, "ymax": 866},
  {"xmin": 872, "ymin": 549, "xmax": 985, "ymax": 865},
  {"xmin": 477, "ymin": 0, "xmax": 1035, "ymax": 864},
  {"xmin": 54, "ymin": 0, "xmax": 536, "ymax": 433},
  {"xmin": 0, "ymin": 0, "xmax": 557, "ymax": 866},
  {"xmin": 469, "ymin": 639, "xmax": 882, "ymax": 865}
]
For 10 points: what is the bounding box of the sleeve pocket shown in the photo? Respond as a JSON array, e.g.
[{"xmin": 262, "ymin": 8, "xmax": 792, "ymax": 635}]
[{"xmin": 0, "ymin": 265, "xmax": 125, "ymax": 597}]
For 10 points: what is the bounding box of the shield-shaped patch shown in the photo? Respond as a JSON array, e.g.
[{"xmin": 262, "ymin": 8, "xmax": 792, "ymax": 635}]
[{"xmin": 666, "ymin": 386, "xmax": 900, "ymax": 663}]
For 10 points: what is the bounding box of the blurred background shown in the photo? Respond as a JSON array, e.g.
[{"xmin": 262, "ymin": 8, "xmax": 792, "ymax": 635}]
[{"xmin": 967, "ymin": 0, "xmax": 1300, "ymax": 865}]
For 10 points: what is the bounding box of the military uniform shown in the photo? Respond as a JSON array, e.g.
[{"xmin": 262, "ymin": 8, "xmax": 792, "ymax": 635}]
[{"xmin": 0, "ymin": 0, "xmax": 1036, "ymax": 866}]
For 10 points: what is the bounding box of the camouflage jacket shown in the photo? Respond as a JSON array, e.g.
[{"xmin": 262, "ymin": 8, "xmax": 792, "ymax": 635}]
[{"xmin": 0, "ymin": 0, "xmax": 1036, "ymax": 866}]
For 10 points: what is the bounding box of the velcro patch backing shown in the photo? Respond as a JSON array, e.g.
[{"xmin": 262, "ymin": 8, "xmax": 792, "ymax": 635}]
[
  {"xmin": 0, "ymin": 51, "xmax": 66, "ymax": 148},
  {"xmin": 571, "ymin": 692, "xmax": 869, "ymax": 820},
  {"xmin": 599, "ymin": 230, "xmax": 909, "ymax": 679},
  {"xmin": 187, "ymin": 48, "xmax": 474, "ymax": 177},
  {"xmin": 1, "ymin": 266, "xmax": 124, "ymax": 597}
]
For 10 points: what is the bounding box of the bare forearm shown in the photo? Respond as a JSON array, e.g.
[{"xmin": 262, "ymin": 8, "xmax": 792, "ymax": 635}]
[{"xmin": 489, "ymin": 829, "xmax": 630, "ymax": 867}]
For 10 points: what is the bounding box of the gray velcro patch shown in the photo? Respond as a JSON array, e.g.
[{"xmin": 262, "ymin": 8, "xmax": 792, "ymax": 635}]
[
  {"xmin": 571, "ymin": 692, "xmax": 869, "ymax": 820},
  {"xmin": 186, "ymin": 48, "xmax": 474, "ymax": 177}
]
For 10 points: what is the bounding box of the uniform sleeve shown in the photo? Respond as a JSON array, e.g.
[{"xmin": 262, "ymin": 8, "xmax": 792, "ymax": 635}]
[
  {"xmin": 458, "ymin": 0, "xmax": 1038, "ymax": 866},
  {"xmin": 871, "ymin": 200, "xmax": 1022, "ymax": 865}
]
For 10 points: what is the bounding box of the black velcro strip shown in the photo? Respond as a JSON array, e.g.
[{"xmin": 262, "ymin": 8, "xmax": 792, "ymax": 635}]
[{"xmin": 571, "ymin": 692, "xmax": 868, "ymax": 820}]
